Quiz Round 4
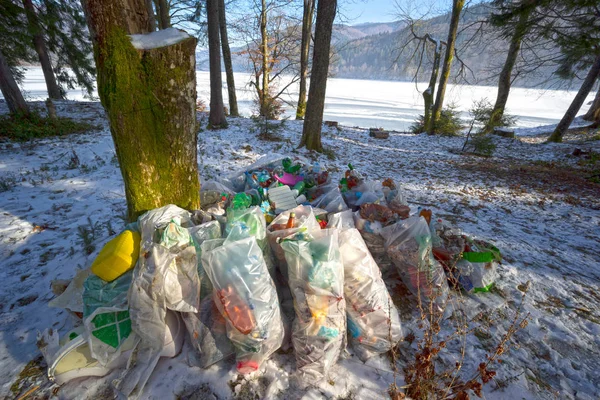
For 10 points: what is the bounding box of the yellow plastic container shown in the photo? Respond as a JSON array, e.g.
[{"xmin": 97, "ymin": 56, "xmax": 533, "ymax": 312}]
[{"xmin": 91, "ymin": 230, "xmax": 141, "ymax": 282}]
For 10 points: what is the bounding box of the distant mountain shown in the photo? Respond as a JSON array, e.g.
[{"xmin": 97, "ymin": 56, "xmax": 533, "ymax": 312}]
[
  {"xmin": 198, "ymin": 5, "xmax": 562, "ymax": 88},
  {"xmin": 330, "ymin": 4, "xmax": 559, "ymax": 87},
  {"xmin": 332, "ymin": 21, "xmax": 406, "ymax": 43}
]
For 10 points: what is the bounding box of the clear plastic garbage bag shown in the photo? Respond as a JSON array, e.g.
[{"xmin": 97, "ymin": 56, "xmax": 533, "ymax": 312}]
[
  {"xmin": 308, "ymin": 183, "xmax": 348, "ymax": 213},
  {"xmin": 188, "ymin": 221, "xmax": 222, "ymax": 300},
  {"xmin": 327, "ymin": 210, "xmax": 355, "ymax": 231},
  {"xmin": 266, "ymin": 205, "xmax": 321, "ymax": 280},
  {"xmin": 280, "ymin": 229, "xmax": 346, "ymax": 383},
  {"xmin": 201, "ymin": 225, "xmax": 284, "ymax": 374},
  {"xmin": 226, "ymin": 206, "xmax": 276, "ymax": 276},
  {"xmin": 182, "ymin": 296, "xmax": 235, "ymax": 368},
  {"xmin": 382, "ymin": 216, "xmax": 449, "ymax": 310},
  {"xmin": 115, "ymin": 244, "xmax": 171, "ymax": 399},
  {"xmin": 82, "ymin": 272, "xmax": 132, "ymax": 365},
  {"xmin": 159, "ymin": 220, "xmax": 200, "ymax": 313},
  {"xmin": 338, "ymin": 228, "xmax": 403, "ymax": 361},
  {"xmin": 137, "ymin": 204, "xmax": 193, "ymax": 246},
  {"xmin": 116, "ymin": 206, "xmax": 200, "ymax": 398},
  {"xmin": 353, "ymin": 212, "xmax": 393, "ymax": 274}
]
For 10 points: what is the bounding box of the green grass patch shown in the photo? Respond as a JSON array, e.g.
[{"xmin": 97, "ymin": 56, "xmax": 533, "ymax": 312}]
[{"xmin": 0, "ymin": 112, "xmax": 96, "ymax": 141}]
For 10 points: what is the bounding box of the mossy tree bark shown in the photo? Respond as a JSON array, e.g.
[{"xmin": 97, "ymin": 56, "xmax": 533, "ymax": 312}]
[
  {"xmin": 22, "ymin": 0, "xmax": 63, "ymax": 100},
  {"xmin": 0, "ymin": 47, "xmax": 30, "ymax": 116},
  {"xmin": 549, "ymin": 54, "xmax": 600, "ymax": 143},
  {"xmin": 82, "ymin": 0, "xmax": 200, "ymax": 221},
  {"xmin": 300, "ymin": 0, "xmax": 336, "ymax": 152},
  {"xmin": 218, "ymin": 0, "xmax": 238, "ymax": 117},
  {"xmin": 207, "ymin": 0, "xmax": 227, "ymax": 128},
  {"xmin": 296, "ymin": 0, "xmax": 314, "ymax": 120},
  {"xmin": 430, "ymin": 0, "xmax": 464, "ymax": 134},
  {"xmin": 484, "ymin": 9, "xmax": 530, "ymax": 134}
]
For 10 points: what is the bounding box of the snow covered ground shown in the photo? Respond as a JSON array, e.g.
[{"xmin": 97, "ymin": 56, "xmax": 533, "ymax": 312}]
[
  {"xmin": 0, "ymin": 98, "xmax": 599, "ymax": 400},
  {"xmin": 9, "ymin": 67, "xmax": 595, "ymax": 132}
]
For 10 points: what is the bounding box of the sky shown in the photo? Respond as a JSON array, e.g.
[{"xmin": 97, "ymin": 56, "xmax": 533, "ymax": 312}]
[
  {"xmin": 340, "ymin": 0, "xmax": 485, "ymax": 25},
  {"xmin": 339, "ymin": 0, "xmax": 400, "ymax": 24}
]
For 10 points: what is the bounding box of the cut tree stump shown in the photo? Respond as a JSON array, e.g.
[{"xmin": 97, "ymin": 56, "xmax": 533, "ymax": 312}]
[{"xmin": 369, "ymin": 128, "xmax": 389, "ymax": 139}]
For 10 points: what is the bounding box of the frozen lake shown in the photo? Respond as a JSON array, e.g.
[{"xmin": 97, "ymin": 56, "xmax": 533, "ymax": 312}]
[{"xmin": 6, "ymin": 67, "xmax": 592, "ymax": 132}]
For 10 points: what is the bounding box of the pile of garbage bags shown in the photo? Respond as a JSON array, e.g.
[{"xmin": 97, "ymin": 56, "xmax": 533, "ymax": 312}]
[{"xmin": 39, "ymin": 154, "xmax": 501, "ymax": 398}]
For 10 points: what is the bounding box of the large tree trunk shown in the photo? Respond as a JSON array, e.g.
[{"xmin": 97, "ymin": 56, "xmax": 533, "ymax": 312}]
[
  {"xmin": 145, "ymin": 0, "xmax": 156, "ymax": 31},
  {"xmin": 259, "ymin": 0, "xmax": 269, "ymax": 116},
  {"xmin": 207, "ymin": 0, "xmax": 227, "ymax": 127},
  {"xmin": 430, "ymin": 0, "xmax": 464, "ymax": 134},
  {"xmin": 485, "ymin": 9, "xmax": 530, "ymax": 134},
  {"xmin": 296, "ymin": 0, "xmax": 314, "ymax": 120},
  {"xmin": 156, "ymin": 0, "xmax": 170, "ymax": 29},
  {"xmin": 22, "ymin": 0, "xmax": 63, "ymax": 100},
  {"xmin": 81, "ymin": 0, "xmax": 200, "ymax": 222},
  {"xmin": 582, "ymin": 84, "xmax": 600, "ymax": 124},
  {"xmin": 423, "ymin": 39, "xmax": 441, "ymax": 132},
  {"xmin": 218, "ymin": 0, "xmax": 238, "ymax": 117},
  {"xmin": 549, "ymin": 54, "xmax": 600, "ymax": 143},
  {"xmin": 0, "ymin": 48, "xmax": 30, "ymax": 116},
  {"xmin": 300, "ymin": 0, "xmax": 336, "ymax": 152}
]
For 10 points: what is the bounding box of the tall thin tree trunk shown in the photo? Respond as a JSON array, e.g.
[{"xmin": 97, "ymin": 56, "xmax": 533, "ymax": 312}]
[
  {"xmin": 22, "ymin": 0, "xmax": 63, "ymax": 100},
  {"xmin": 260, "ymin": 0, "xmax": 269, "ymax": 116},
  {"xmin": 153, "ymin": 0, "xmax": 162, "ymax": 28},
  {"xmin": 81, "ymin": 0, "xmax": 200, "ymax": 222},
  {"xmin": 145, "ymin": 0, "xmax": 156, "ymax": 31},
  {"xmin": 430, "ymin": 0, "xmax": 464, "ymax": 134},
  {"xmin": 218, "ymin": 0, "xmax": 238, "ymax": 116},
  {"xmin": 296, "ymin": 0, "xmax": 314, "ymax": 120},
  {"xmin": 423, "ymin": 40, "xmax": 441, "ymax": 132},
  {"xmin": 208, "ymin": 0, "xmax": 227, "ymax": 127},
  {"xmin": 485, "ymin": 9, "xmax": 530, "ymax": 134},
  {"xmin": 583, "ymin": 84, "xmax": 600, "ymax": 124},
  {"xmin": 300, "ymin": 0, "xmax": 336, "ymax": 152},
  {"xmin": 549, "ymin": 54, "xmax": 600, "ymax": 143},
  {"xmin": 157, "ymin": 0, "xmax": 170, "ymax": 29},
  {"xmin": 0, "ymin": 48, "xmax": 30, "ymax": 116}
]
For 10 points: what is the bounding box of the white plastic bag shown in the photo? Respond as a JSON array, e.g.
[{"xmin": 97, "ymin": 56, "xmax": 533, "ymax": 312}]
[
  {"xmin": 226, "ymin": 206, "xmax": 276, "ymax": 276},
  {"xmin": 280, "ymin": 229, "xmax": 346, "ymax": 383},
  {"xmin": 201, "ymin": 225, "xmax": 284, "ymax": 373},
  {"xmin": 308, "ymin": 183, "xmax": 348, "ymax": 213},
  {"xmin": 266, "ymin": 205, "xmax": 321, "ymax": 279},
  {"xmin": 338, "ymin": 228, "xmax": 403, "ymax": 361},
  {"xmin": 182, "ymin": 297, "xmax": 235, "ymax": 369},
  {"xmin": 382, "ymin": 216, "xmax": 449, "ymax": 309}
]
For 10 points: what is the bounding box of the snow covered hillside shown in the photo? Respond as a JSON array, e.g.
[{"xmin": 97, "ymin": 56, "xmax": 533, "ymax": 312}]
[{"xmin": 0, "ymin": 101, "xmax": 599, "ymax": 400}]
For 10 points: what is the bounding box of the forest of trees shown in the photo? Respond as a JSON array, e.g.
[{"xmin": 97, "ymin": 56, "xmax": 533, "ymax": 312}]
[{"xmin": 0, "ymin": 0, "xmax": 599, "ymax": 145}]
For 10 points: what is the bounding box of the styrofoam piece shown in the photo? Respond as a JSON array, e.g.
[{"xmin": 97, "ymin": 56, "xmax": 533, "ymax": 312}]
[{"xmin": 268, "ymin": 185, "xmax": 298, "ymax": 214}]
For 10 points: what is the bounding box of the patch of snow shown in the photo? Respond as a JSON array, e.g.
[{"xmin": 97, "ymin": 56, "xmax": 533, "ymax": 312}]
[
  {"xmin": 129, "ymin": 28, "xmax": 191, "ymax": 50},
  {"xmin": 0, "ymin": 100, "xmax": 599, "ymax": 399}
]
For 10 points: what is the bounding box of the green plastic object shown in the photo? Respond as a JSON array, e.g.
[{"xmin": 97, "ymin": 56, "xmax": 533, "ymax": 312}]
[
  {"xmin": 231, "ymin": 193, "xmax": 252, "ymax": 210},
  {"xmin": 293, "ymin": 181, "xmax": 306, "ymax": 194},
  {"xmin": 83, "ymin": 273, "xmax": 132, "ymax": 348},
  {"xmin": 462, "ymin": 251, "xmax": 494, "ymax": 263},
  {"xmin": 91, "ymin": 310, "xmax": 132, "ymax": 348},
  {"xmin": 282, "ymin": 158, "xmax": 301, "ymax": 174},
  {"xmin": 473, "ymin": 282, "xmax": 495, "ymax": 293}
]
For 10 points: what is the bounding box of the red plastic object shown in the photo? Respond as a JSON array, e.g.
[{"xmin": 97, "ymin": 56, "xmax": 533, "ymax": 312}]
[
  {"xmin": 218, "ymin": 286, "xmax": 256, "ymax": 335},
  {"xmin": 237, "ymin": 360, "xmax": 259, "ymax": 373}
]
